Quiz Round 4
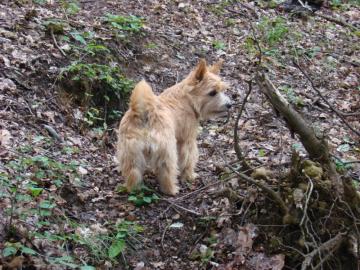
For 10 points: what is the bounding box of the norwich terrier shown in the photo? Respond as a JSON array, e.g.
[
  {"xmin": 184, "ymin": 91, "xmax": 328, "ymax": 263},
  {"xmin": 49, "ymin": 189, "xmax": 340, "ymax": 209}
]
[{"xmin": 117, "ymin": 59, "xmax": 231, "ymax": 195}]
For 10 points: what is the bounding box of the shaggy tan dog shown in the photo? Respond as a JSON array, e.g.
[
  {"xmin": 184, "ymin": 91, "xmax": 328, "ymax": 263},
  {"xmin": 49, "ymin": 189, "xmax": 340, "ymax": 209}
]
[{"xmin": 117, "ymin": 59, "xmax": 231, "ymax": 195}]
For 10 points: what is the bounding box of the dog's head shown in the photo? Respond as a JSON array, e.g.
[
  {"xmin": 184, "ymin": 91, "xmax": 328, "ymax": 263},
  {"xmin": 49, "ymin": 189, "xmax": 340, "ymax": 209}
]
[{"xmin": 185, "ymin": 59, "xmax": 231, "ymax": 120}]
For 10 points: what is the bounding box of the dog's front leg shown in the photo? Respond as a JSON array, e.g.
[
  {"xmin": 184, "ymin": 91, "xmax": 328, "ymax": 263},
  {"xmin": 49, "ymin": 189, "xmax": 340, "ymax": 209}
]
[
  {"xmin": 178, "ymin": 139, "xmax": 198, "ymax": 182},
  {"xmin": 157, "ymin": 139, "xmax": 180, "ymax": 196}
]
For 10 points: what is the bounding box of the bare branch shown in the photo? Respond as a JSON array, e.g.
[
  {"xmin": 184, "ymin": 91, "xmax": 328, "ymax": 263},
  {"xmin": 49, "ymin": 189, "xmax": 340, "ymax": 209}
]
[
  {"xmin": 234, "ymin": 80, "xmax": 253, "ymax": 173},
  {"xmin": 301, "ymin": 232, "xmax": 345, "ymax": 270},
  {"xmin": 226, "ymin": 163, "xmax": 289, "ymax": 215},
  {"xmin": 51, "ymin": 29, "xmax": 67, "ymax": 57}
]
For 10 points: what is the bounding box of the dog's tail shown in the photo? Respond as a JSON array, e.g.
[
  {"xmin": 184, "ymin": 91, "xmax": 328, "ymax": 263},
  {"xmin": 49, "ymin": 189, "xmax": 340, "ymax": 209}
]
[{"xmin": 129, "ymin": 80, "xmax": 157, "ymax": 117}]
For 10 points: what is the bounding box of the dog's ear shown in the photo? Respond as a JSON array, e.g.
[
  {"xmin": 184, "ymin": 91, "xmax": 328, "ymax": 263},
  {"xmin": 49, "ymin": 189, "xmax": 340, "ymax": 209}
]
[
  {"xmin": 193, "ymin": 59, "xmax": 207, "ymax": 82},
  {"xmin": 209, "ymin": 59, "xmax": 224, "ymax": 75}
]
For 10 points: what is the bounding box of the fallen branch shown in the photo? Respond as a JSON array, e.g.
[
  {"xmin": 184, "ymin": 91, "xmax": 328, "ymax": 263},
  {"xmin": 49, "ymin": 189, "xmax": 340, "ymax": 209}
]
[
  {"xmin": 43, "ymin": 124, "xmax": 65, "ymax": 143},
  {"xmin": 51, "ymin": 29, "xmax": 67, "ymax": 57},
  {"xmin": 301, "ymin": 232, "xmax": 345, "ymax": 270},
  {"xmin": 226, "ymin": 163, "xmax": 289, "ymax": 216},
  {"xmin": 255, "ymin": 72, "xmax": 343, "ymax": 195},
  {"xmin": 295, "ymin": 0, "xmax": 359, "ymax": 31},
  {"xmin": 162, "ymin": 198, "xmax": 201, "ymax": 216},
  {"xmin": 317, "ymin": 12, "xmax": 359, "ymax": 32},
  {"xmin": 234, "ymin": 80, "xmax": 253, "ymax": 173},
  {"xmin": 293, "ymin": 61, "xmax": 360, "ymax": 138}
]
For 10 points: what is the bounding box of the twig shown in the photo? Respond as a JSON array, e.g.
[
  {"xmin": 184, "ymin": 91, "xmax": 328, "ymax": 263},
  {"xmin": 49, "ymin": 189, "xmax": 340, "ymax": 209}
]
[
  {"xmin": 331, "ymin": 154, "xmax": 360, "ymax": 165},
  {"xmin": 249, "ymin": 23, "xmax": 262, "ymax": 66},
  {"xmin": 338, "ymin": 111, "xmax": 360, "ymax": 117},
  {"xmin": 293, "ymin": 61, "xmax": 360, "ymax": 137},
  {"xmin": 226, "ymin": 163, "xmax": 289, "ymax": 215},
  {"xmin": 296, "ymin": 0, "xmax": 358, "ymax": 31},
  {"xmin": 172, "ymin": 174, "xmax": 238, "ymax": 202},
  {"xmin": 296, "ymin": 0, "xmax": 313, "ymax": 11},
  {"xmin": 236, "ymin": 2, "xmax": 260, "ymax": 19},
  {"xmin": 51, "ymin": 29, "xmax": 66, "ymax": 57},
  {"xmin": 317, "ymin": 12, "xmax": 359, "ymax": 32},
  {"xmin": 234, "ymin": 80, "xmax": 253, "ymax": 173},
  {"xmin": 162, "ymin": 198, "xmax": 201, "ymax": 216},
  {"xmin": 301, "ymin": 232, "xmax": 345, "ymax": 270},
  {"xmin": 43, "ymin": 124, "xmax": 65, "ymax": 143},
  {"xmin": 161, "ymin": 224, "xmax": 169, "ymax": 250},
  {"xmin": 300, "ymin": 176, "xmax": 314, "ymax": 227}
]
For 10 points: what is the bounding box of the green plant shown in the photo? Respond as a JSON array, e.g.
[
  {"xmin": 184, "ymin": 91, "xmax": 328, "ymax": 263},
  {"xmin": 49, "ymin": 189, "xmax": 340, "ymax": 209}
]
[
  {"xmin": 279, "ymin": 85, "xmax": 304, "ymax": 107},
  {"xmin": 126, "ymin": 185, "xmax": 160, "ymax": 207},
  {"xmin": 244, "ymin": 15, "xmax": 298, "ymax": 62},
  {"xmin": 334, "ymin": 158, "xmax": 353, "ymax": 173},
  {"xmin": 259, "ymin": 16, "xmax": 288, "ymax": 46},
  {"xmin": 65, "ymin": 220, "xmax": 143, "ymax": 263},
  {"xmin": 60, "ymin": 62, "xmax": 134, "ymax": 126},
  {"xmin": 3, "ymin": 242, "xmax": 37, "ymax": 257},
  {"xmin": 0, "ymin": 154, "xmax": 79, "ymax": 229},
  {"xmin": 145, "ymin": 42, "xmax": 158, "ymax": 49},
  {"xmin": 212, "ymin": 40, "xmax": 226, "ymax": 50},
  {"xmin": 207, "ymin": 0, "xmax": 236, "ymax": 16},
  {"xmin": 330, "ymin": 0, "xmax": 342, "ymax": 8},
  {"xmin": 190, "ymin": 244, "xmax": 214, "ymax": 265},
  {"xmin": 225, "ymin": 18, "xmax": 236, "ymax": 27},
  {"xmin": 60, "ymin": 0, "xmax": 81, "ymax": 15},
  {"xmin": 104, "ymin": 14, "xmax": 144, "ymax": 37},
  {"xmin": 258, "ymin": 148, "xmax": 266, "ymax": 157}
]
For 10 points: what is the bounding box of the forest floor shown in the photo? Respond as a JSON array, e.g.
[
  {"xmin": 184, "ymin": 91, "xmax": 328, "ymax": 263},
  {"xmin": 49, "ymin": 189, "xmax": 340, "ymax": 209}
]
[{"xmin": 0, "ymin": 0, "xmax": 359, "ymax": 269}]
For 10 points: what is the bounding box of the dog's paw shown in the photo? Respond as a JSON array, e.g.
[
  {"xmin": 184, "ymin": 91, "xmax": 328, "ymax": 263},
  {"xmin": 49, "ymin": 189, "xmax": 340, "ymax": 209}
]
[
  {"xmin": 181, "ymin": 172, "xmax": 198, "ymax": 182},
  {"xmin": 161, "ymin": 184, "xmax": 179, "ymax": 196}
]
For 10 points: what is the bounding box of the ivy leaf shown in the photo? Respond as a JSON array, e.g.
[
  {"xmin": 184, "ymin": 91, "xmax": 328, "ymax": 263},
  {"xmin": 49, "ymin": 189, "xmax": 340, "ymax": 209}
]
[
  {"xmin": 21, "ymin": 246, "xmax": 37, "ymax": 255},
  {"xmin": 108, "ymin": 239, "xmax": 125, "ymax": 258},
  {"xmin": 80, "ymin": 266, "xmax": 96, "ymax": 270},
  {"xmin": 3, "ymin": 246, "xmax": 17, "ymax": 257},
  {"xmin": 28, "ymin": 187, "xmax": 43, "ymax": 197}
]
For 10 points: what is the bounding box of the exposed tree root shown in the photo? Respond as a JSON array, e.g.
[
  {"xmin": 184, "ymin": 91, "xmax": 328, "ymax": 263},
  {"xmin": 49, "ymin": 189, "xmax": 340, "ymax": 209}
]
[{"xmin": 301, "ymin": 232, "xmax": 345, "ymax": 270}]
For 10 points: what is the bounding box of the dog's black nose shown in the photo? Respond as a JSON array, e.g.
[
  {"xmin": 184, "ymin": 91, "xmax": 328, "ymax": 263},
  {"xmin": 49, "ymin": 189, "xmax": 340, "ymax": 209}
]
[{"xmin": 226, "ymin": 103, "xmax": 232, "ymax": 109}]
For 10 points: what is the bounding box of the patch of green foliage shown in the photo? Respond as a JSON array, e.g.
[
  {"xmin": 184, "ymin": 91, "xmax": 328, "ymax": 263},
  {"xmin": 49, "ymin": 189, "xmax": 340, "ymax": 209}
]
[
  {"xmin": 117, "ymin": 185, "xmax": 160, "ymax": 207},
  {"xmin": 207, "ymin": 0, "xmax": 236, "ymax": 16},
  {"xmin": 279, "ymin": 85, "xmax": 304, "ymax": 107},
  {"xmin": 103, "ymin": 14, "xmax": 144, "ymax": 40},
  {"xmin": 60, "ymin": 0, "xmax": 81, "ymax": 15},
  {"xmin": 60, "ymin": 61, "xmax": 134, "ymax": 126},
  {"xmin": 258, "ymin": 16, "xmax": 289, "ymax": 46},
  {"xmin": 1, "ymin": 143, "xmax": 144, "ymax": 268},
  {"xmin": 244, "ymin": 15, "xmax": 308, "ymax": 65},
  {"xmin": 212, "ymin": 40, "xmax": 226, "ymax": 50},
  {"xmin": 128, "ymin": 187, "xmax": 160, "ymax": 207},
  {"xmin": 55, "ymin": 12, "xmax": 142, "ymax": 128}
]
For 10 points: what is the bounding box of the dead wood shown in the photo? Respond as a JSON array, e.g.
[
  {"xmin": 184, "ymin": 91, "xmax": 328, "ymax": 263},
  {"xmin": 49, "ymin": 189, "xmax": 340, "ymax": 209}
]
[
  {"xmin": 226, "ymin": 163, "xmax": 290, "ymax": 216},
  {"xmin": 317, "ymin": 12, "xmax": 359, "ymax": 32},
  {"xmin": 301, "ymin": 232, "xmax": 345, "ymax": 270},
  {"xmin": 255, "ymin": 72, "xmax": 343, "ymax": 195},
  {"xmin": 234, "ymin": 80, "xmax": 253, "ymax": 173}
]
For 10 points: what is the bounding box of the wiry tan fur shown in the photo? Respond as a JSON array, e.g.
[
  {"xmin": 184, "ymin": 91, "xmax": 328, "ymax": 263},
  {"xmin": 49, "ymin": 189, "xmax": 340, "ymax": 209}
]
[{"xmin": 117, "ymin": 59, "xmax": 231, "ymax": 195}]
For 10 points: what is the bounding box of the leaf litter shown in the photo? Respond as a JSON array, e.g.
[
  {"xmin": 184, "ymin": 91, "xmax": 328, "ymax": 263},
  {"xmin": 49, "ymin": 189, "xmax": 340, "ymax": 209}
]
[{"xmin": 0, "ymin": 0, "xmax": 359, "ymax": 269}]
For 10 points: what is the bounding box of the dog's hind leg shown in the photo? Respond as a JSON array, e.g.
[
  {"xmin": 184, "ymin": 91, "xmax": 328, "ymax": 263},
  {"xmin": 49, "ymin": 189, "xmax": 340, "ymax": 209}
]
[
  {"xmin": 157, "ymin": 139, "xmax": 179, "ymax": 196},
  {"xmin": 124, "ymin": 167, "xmax": 143, "ymax": 192},
  {"xmin": 119, "ymin": 143, "xmax": 145, "ymax": 192},
  {"xmin": 178, "ymin": 139, "xmax": 198, "ymax": 182}
]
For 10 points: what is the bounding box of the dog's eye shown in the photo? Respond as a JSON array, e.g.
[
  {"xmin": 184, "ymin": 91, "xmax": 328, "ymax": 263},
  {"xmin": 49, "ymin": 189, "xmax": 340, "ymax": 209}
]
[{"xmin": 208, "ymin": 90, "xmax": 217, "ymax": 96}]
